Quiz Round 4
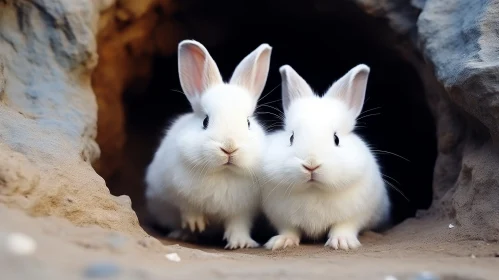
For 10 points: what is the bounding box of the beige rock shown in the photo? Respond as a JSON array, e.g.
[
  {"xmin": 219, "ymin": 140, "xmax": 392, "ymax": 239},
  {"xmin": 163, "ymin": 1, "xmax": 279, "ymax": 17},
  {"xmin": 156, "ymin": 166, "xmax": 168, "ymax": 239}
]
[
  {"xmin": 1, "ymin": 204, "xmax": 499, "ymax": 280},
  {"xmin": 0, "ymin": 0, "xmax": 145, "ymax": 237}
]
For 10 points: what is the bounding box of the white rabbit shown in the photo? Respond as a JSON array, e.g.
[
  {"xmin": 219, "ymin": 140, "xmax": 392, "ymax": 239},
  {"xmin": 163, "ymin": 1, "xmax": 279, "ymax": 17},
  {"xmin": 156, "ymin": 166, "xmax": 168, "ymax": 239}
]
[
  {"xmin": 145, "ymin": 40, "xmax": 271, "ymax": 249},
  {"xmin": 261, "ymin": 64, "xmax": 390, "ymax": 251}
]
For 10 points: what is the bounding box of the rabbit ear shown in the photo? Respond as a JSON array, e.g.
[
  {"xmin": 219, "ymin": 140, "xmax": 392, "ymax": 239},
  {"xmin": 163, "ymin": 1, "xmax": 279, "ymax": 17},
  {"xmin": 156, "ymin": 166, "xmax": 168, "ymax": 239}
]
[
  {"xmin": 279, "ymin": 65, "xmax": 314, "ymax": 112},
  {"xmin": 229, "ymin": 43, "xmax": 272, "ymax": 100},
  {"xmin": 325, "ymin": 64, "xmax": 370, "ymax": 118},
  {"xmin": 178, "ymin": 40, "xmax": 223, "ymax": 101}
]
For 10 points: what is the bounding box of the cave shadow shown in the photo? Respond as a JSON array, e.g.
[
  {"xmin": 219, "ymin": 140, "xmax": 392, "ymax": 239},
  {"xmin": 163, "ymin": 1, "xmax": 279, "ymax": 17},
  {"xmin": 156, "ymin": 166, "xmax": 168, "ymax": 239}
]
[{"xmin": 106, "ymin": 0, "xmax": 437, "ymax": 246}]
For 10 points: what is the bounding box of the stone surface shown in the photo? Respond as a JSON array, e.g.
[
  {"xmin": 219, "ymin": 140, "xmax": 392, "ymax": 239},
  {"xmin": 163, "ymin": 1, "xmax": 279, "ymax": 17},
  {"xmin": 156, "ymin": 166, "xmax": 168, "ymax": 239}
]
[
  {"xmin": 83, "ymin": 261, "xmax": 121, "ymax": 278},
  {"xmin": 0, "ymin": 204, "xmax": 498, "ymax": 280},
  {"xmin": 353, "ymin": 0, "xmax": 421, "ymax": 37},
  {"xmin": 0, "ymin": 0, "xmax": 145, "ymax": 237},
  {"xmin": 418, "ymin": 0, "xmax": 499, "ymax": 240},
  {"xmin": 92, "ymin": 0, "xmax": 181, "ymax": 179},
  {"xmin": 351, "ymin": 0, "xmax": 499, "ymax": 242}
]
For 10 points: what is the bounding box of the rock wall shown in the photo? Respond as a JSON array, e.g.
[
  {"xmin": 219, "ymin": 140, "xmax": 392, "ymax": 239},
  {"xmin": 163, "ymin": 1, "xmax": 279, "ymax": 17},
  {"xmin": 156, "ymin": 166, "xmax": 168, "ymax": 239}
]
[
  {"xmin": 338, "ymin": 0, "xmax": 499, "ymax": 241},
  {"xmin": 92, "ymin": 0, "xmax": 182, "ymax": 179},
  {"xmin": 418, "ymin": 0, "xmax": 499, "ymax": 240},
  {"xmin": 0, "ymin": 0, "xmax": 145, "ymax": 238},
  {"xmin": 360, "ymin": 0, "xmax": 499, "ymax": 241}
]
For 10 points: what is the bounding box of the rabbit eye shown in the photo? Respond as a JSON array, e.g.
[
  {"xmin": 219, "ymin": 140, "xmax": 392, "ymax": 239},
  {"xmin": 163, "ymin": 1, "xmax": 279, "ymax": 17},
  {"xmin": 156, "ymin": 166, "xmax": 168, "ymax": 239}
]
[
  {"xmin": 203, "ymin": 115, "xmax": 209, "ymax": 129},
  {"xmin": 290, "ymin": 131, "xmax": 294, "ymax": 146},
  {"xmin": 247, "ymin": 118, "xmax": 250, "ymax": 129},
  {"xmin": 334, "ymin": 132, "xmax": 339, "ymax": 146}
]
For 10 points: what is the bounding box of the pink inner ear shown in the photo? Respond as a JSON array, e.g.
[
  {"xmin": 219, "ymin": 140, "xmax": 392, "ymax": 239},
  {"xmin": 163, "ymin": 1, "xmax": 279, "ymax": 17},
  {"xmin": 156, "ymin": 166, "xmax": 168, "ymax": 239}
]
[
  {"xmin": 229, "ymin": 44, "xmax": 272, "ymax": 99},
  {"xmin": 280, "ymin": 65, "xmax": 314, "ymax": 112},
  {"xmin": 179, "ymin": 42, "xmax": 224, "ymax": 100},
  {"xmin": 186, "ymin": 45, "xmax": 209, "ymax": 95}
]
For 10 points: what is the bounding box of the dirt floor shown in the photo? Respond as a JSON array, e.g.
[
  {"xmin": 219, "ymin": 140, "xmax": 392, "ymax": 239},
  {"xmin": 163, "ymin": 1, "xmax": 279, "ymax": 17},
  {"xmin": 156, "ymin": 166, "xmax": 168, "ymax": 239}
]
[{"xmin": 1, "ymin": 204, "xmax": 498, "ymax": 280}]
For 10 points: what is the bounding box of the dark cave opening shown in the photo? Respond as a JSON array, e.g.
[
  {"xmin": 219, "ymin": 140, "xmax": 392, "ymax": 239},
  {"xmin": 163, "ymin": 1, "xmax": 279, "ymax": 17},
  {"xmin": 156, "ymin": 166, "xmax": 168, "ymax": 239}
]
[{"xmin": 107, "ymin": 0, "xmax": 437, "ymax": 243}]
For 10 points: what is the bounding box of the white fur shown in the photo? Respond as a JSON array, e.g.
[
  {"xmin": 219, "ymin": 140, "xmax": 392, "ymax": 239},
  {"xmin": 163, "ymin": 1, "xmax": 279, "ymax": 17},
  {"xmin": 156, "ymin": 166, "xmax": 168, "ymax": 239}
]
[
  {"xmin": 262, "ymin": 64, "xmax": 390, "ymax": 251},
  {"xmin": 145, "ymin": 40, "xmax": 271, "ymax": 249}
]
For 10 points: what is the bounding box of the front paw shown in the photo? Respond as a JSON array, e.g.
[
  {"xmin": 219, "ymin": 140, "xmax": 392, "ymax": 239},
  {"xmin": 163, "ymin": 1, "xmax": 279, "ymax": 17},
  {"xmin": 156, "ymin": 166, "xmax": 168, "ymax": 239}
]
[
  {"xmin": 181, "ymin": 213, "xmax": 208, "ymax": 233},
  {"xmin": 224, "ymin": 232, "xmax": 259, "ymax": 250},
  {"xmin": 325, "ymin": 234, "xmax": 361, "ymax": 250},
  {"xmin": 264, "ymin": 234, "xmax": 300, "ymax": 250}
]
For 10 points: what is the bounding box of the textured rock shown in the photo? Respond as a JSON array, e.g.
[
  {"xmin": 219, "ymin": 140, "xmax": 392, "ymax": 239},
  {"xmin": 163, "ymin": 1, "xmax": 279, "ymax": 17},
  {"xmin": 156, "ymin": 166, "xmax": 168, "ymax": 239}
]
[
  {"xmin": 353, "ymin": 0, "xmax": 421, "ymax": 36},
  {"xmin": 0, "ymin": 0, "xmax": 145, "ymax": 237},
  {"xmin": 350, "ymin": 0, "xmax": 499, "ymax": 241},
  {"xmin": 91, "ymin": 0, "xmax": 181, "ymax": 179},
  {"xmin": 418, "ymin": 0, "xmax": 499, "ymax": 240},
  {"xmin": 418, "ymin": 0, "xmax": 499, "ymax": 141}
]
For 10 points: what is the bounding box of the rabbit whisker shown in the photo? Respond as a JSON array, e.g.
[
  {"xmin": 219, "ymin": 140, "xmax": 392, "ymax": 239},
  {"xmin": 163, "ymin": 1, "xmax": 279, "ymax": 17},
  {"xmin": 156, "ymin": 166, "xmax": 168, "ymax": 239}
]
[
  {"xmin": 383, "ymin": 179, "xmax": 409, "ymax": 202},
  {"xmin": 356, "ymin": 113, "xmax": 381, "ymax": 121},
  {"xmin": 371, "ymin": 150, "xmax": 410, "ymax": 162},
  {"xmin": 258, "ymin": 83, "xmax": 281, "ymax": 103}
]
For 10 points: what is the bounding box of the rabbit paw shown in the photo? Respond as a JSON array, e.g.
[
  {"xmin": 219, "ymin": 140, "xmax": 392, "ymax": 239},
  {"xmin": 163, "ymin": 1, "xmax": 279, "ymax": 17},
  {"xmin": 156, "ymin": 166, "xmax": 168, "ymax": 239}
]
[
  {"xmin": 325, "ymin": 234, "xmax": 361, "ymax": 250},
  {"xmin": 264, "ymin": 234, "xmax": 300, "ymax": 250},
  {"xmin": 181, "ymin": 213, "xmax": 208, "ymax": 233},
  {"xmin": 224, "ymin": 232, "xmax": 259, "ymax": 250}
]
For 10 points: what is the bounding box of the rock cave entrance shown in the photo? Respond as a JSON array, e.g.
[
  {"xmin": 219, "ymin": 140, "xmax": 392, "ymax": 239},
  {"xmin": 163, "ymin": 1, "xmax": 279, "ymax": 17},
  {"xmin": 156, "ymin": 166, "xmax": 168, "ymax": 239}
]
[{"xmin": 105, "ymin": 0, "xmax": 437, "ymax": 244}]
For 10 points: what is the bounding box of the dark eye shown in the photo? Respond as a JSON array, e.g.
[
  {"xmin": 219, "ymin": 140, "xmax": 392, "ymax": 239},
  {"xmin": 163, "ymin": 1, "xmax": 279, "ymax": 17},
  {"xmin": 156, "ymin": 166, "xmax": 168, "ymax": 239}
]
[
  {"xmin": 334, "ymin": 132, "xmax": 339, "ymax": 146},
  {"xmin": 203, "ymin": 115, "xmax": 209, "ymax": 129},
  {"xmin": 247, "ymin": 118, "xmax": 250, "ymax": 129},
  {"xmin": 290, "ymin": 131, "xmax": 294, "ymax": 146}
]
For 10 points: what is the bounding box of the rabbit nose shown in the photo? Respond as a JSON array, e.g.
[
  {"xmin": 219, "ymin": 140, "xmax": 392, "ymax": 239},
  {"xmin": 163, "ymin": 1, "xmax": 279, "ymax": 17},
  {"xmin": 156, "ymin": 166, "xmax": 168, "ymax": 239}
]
[
  {"xmin": 221, "ymin": 147, "xmax": 238, "ymax": 155},
  {"xmin": 302, "ymin": 164, "xmax": 321, "ymax": 172}
]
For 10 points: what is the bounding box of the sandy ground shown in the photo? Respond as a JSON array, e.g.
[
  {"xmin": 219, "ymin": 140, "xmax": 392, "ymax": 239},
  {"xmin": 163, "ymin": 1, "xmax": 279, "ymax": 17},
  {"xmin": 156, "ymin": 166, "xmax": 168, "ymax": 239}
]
[{"xmin": 1, "ymin": 205, "xmax": 498, "ymax": 280}]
